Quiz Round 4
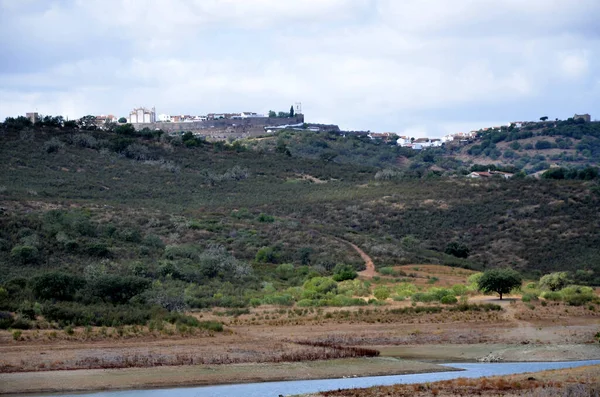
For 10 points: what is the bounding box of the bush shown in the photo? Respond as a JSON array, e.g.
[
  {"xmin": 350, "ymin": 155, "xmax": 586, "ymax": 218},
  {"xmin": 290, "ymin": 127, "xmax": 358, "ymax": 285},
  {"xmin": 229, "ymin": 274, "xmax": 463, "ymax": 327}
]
[
  {"xmin": 521, "ymin": 293, "xmax": 539, "ymax": 303},
  {"xmin": 539, "ymin": 272, "xmax": 571, "ymax": 291},
  {"xmin": 373, "ymin": 286, "xmax": 390, "ymax": 301},
  {"xmin": 0, "ymin": 311, "xmax": 14, "ymax": 329},
  {"xmin": 42, "ymin": 302, "xmax": 151, "ymax": 327},
  {"xmin": 86, "ymin": 275, "xmax": 151, "ymax": 304},
  {"xmin": 69, "ymin": 133, "xmax": 98, "ymax": 148},
  {"xmin": 440, "ymin": 295, "xmax": 458, "ymax": 305},
  {"xmin": 199, "ymin": 321, "xmax": 223, "ymax": 332},
  {"xmin": 541, "ymin": 291, "xmax": 563, "ymax": 301},
  {"xmin": 257, "ymin": 213, "xmax": 275, "ymax": 223},
  {"xmin": 10, "ymin": 245, "xmax": 39, "ymax": 264},
  {"xmin": 332, "ymin": 264, "xmax": 358, "ymax": 282},
  {"xmin": 255, "ymin": 246, "xmax": 279, "ymax": 263},
  {"xmin": 122, "ymin": 143, "xmax": 152, "ymax": 161},
  {"xmin": 44, "ymin": 137, "xmax": 65, "ymax": 153},
  {"xmin": 32, "ymin": 272, "xmax": 85, "ymax": 301},
  {"xmin": 304, "ymin": 277, "xmax": 338, "ymax": 296},
  {"xmin": 84, "ymin": 243, "xmax": 111, "ymax": 257},
  {"xmin": 445, "ymin": 242, "xmax": 470, "ymax": 258}
]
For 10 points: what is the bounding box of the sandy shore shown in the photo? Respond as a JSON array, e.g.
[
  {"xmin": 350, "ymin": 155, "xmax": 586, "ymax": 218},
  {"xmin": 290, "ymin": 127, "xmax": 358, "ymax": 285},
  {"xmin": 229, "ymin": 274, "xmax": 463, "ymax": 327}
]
[{"xmin": 0, "ymin": 357, "xmax": 452, "ymax": 395}]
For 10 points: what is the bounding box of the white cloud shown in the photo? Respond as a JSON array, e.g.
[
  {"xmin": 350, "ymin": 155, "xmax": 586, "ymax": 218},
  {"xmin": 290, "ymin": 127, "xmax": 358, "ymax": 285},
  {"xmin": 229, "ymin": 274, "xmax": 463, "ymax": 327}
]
[
  {"xmin": 0, "ymin": 0, "xmax": 598, "ymax": 134},
  {"xmin": 558, "ymin": 51, "xmax": 590, "ymax": 80}
]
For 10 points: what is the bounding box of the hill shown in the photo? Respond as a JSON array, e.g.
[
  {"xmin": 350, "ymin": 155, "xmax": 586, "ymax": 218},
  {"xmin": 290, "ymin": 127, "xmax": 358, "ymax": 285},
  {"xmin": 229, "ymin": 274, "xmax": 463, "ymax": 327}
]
[
  {"xmin": 454, "ymin": 118, "xmax": 600, "ymax": 173},
  {"xmin": 0, "ymin": 119, "xmax": 599, "ymax": 327}
]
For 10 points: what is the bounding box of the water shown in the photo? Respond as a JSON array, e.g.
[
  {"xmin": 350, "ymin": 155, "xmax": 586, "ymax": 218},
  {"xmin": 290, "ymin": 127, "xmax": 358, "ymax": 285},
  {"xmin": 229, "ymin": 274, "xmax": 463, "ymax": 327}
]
[{"xmin": 19, "ymin": 360, "xmax": 600, "ymax": 397}]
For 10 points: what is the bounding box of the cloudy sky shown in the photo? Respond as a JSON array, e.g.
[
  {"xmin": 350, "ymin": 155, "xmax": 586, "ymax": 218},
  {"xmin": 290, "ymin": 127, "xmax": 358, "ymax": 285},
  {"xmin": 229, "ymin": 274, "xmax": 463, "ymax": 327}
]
[{"xmin": 0, "ymin": 0, "xmax": 598, "ymax": 136}]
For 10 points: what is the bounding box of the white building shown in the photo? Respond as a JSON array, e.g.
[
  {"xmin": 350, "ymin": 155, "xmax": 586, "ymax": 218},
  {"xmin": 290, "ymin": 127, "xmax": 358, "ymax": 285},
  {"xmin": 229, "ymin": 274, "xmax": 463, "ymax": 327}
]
[
  {"xmin": 157, "ymin": 114, "xmax": 171, "ymax": 122},
  {"xmin": 129, "ymin": 107, "xmax": 156, "ymax": 123},
  {"xmin": 396, "ymin": 136, "xmax": 412, "ymax": 147}
]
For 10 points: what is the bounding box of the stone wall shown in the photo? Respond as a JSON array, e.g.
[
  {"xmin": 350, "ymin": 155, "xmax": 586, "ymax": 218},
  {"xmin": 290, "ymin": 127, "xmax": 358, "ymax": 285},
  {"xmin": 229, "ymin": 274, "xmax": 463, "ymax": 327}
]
[{"xmin": 132, "ymin": 115, "xmax": 305, "ymax": 135}]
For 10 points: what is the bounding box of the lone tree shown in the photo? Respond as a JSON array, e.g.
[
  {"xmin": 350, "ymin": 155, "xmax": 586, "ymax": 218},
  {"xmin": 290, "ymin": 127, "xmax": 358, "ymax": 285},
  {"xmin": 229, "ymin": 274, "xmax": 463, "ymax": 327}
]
[
  {"xmin": 118, "ymin": 117, "xmax": 127, "ymax": 123},
  {"xmin": 478, "ymin": 268, "xmax": 522, "ymax": 300},
  {"xmin": 289, "ymin": 105, "xmax": 295, "ymax": 118},
  {"xmin": 540, "ymin": 116, "xmax": 549, "ymax": 121}
]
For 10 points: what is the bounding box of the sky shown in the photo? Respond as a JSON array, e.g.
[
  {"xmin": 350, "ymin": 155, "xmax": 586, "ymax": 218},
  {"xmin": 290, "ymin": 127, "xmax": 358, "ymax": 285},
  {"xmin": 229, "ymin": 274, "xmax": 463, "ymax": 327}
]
[{"xmin": 0, "ymin": 0, "xmax": 599, "ymax": 137}]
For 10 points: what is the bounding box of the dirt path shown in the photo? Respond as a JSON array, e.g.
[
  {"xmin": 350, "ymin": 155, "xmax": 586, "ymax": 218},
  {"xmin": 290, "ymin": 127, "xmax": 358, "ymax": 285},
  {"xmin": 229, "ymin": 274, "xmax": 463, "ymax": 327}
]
[{"xmin": 347, "ymin": 242, "xmax": 376, "ymax": 278}]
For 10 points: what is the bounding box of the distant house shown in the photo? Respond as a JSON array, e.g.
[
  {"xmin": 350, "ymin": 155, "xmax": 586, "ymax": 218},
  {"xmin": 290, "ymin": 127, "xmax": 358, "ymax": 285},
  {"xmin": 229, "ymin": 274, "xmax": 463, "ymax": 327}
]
[
  {"xmin": 468, "ymin": 171, "xmax": 513, "ymax": 179},
  {"xmin": 468, "ymin": 171, "xmax": 492, "ymax": 179},
  {"xmin": 95, "ymin": 114, "xmax": 117, "ymax": 124},
  {"xmin": 574, "ymin": 113, "xmax": 591, "ymax": 123},
  {"xmin": 431, "ymin": 139, "xmax": 442, "ymax": 147}
]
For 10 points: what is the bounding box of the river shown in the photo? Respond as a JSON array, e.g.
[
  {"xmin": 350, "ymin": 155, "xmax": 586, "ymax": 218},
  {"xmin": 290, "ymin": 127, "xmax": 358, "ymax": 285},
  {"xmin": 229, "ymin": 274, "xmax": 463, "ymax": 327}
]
[{"xmin": 16, "ymin": 360, "xmax": 600, "ymax": 397}]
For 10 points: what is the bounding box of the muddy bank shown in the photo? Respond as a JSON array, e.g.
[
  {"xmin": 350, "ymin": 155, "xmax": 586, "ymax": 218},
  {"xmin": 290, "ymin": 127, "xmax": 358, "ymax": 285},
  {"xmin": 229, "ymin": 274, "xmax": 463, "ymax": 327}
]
[
  {"xmin": 377, "ymin": 343, "xmax": 600, "ymax": 363},
  {"xmin": 0, "ymin": 358, "xmax": 452, "ymax": 395}
]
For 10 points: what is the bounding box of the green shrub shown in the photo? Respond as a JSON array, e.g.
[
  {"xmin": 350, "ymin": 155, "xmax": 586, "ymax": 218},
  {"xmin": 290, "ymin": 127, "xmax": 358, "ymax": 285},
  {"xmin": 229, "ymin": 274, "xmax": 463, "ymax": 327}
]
[
  {"xmin": 411, "ymin": 292, "xmax": 437, "ymax": 303},
  {"xmin": 262, "ymin": 294, "xmax": 294, "ymax": 306},
  {"xmin": 32, "ymin": 272, "xmax": 85, "ymax": 301},
  {"xmin": 250, "ymin": 298, "xmax": 262, "ymax": 307},
  {"xmin": 440, "ymin": 295, "xmax": 458, "ymax": 305},
  {"xmin": 304, "ymin": 277, "xmax": 338, "ymax": 296},
  {"xmin": 199, "ymin": 321, "xmax": 223, "ymax": 332},
  {"xmin": 86, "ymin": 275, "xmax": 151, "ymax": 304},
  {"xmin": 521, "ymin": 293, "xmax": 539, "ymax": 303},
  {"xmin": 143, "ymin": 234, "xmax": 165, "ymax": 249},
  {"xmin": 541, "ymin": 291, "xmax": 563, "ymax": 301},
  {"xmin": 373, "ymin": 286, "xmax": 390, "ymax": 301},
  {"xmin": 12, "ymin": 330, "xmax": 22, "ymax": 341},
  {"xmin": 445, "ymin": 242, "xmax": 470, "ymax": 258},
  {"xmin": 164, "ymin": 244, "xmax": 199, "ymax": 260},
  {"xmin": 255, "ymin": 246, "xmax": 279, "ymax": 263},
  {"xmin": 332, "ymin": 264, "xmax": 358, "ymax": 282},
  {"xmin": 539, "ymin": 272, "xmax": 571, "ymax": 291},
  {"xmin": 41, "ymin": 302, "xmax": 151, "ymax": 326},
  {"xmin": 0, "ymin": 311, "xmax": 14, "ymax": 329},
  {"xmin": 44, "ymin": 137, "xmax": 65, "ymax": 153},
  {"xmin": 451, "ymin": 284, "xmax": 468, "ymax": 296},
  {"xmin": 10, "ymin": 245, "xmax": 39, "ymax": 264},
  {"xmin": 84, "ymin": 243, "xmax": 111, "ymax": 257},
  {"xmin": 257, "ymin": 213, "xmax": 275, "ymax": 223}
]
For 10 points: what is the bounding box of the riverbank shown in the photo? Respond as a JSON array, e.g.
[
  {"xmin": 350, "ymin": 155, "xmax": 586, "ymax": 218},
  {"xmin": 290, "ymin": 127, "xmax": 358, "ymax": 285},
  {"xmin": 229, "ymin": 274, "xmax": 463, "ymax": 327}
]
[
  {"xmin": 295, "ymin": 364, "xmax": 600, "ymax": 396},
  {"xmin": 0, "ymin": 358, "xmax": 452, "ymax": 395}
]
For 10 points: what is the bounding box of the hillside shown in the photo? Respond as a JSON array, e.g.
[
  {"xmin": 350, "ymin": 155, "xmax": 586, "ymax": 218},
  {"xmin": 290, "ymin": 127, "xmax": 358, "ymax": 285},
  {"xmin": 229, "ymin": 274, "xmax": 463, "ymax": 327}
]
[
  {"xmin": 455, "ymin": 119, "xmax": 600, "ymax": 173},
  {"xmin": 0, "ymin": 120, "xmax": 599, "ymax": 328}
]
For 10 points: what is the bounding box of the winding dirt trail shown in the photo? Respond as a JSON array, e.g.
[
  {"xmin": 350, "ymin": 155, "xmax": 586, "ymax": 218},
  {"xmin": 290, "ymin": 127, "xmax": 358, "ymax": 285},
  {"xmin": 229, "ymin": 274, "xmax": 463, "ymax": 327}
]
[{"xmin": 346, "ymin": 242, "xmax": 376, "ymax": 278}]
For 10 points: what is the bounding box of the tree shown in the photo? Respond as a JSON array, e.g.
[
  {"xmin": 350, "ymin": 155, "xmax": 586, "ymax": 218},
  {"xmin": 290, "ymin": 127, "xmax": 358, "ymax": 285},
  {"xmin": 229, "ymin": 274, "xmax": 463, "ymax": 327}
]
[
  {"xmin": 118, "ymin": 117, "xmax": 127, "ymax": 123},
  {"xmin": 32, "ymin": 272, "xmax": 85, "ymax": 301},
  {"xmin": 444, "ymin": 242, "xmax": 470, "ymax": 258},
  {"xmin": 277, "ymin": 111, "xmax": 288, "ymax": 118},
  {"xmin": 115, "ymin": 123, "xmax": 136, "ymax": 135},
  {"xmin": 478, "ymin": 268, "xmax": 522, "ymax": 300},
  {"xmin": 540, "ymin": 116, "xmax": 549, "ymax": 121},
  {"xmin": 539, "ymin": 272, "xmax": 570, "ymax": 291},
  {"xmin": 78, "ymin": 115, "xmax": 97, "ymax": 130},
  {"xmin": 290, "ymin": 105, "xmax": 295, "ymax": 118}
]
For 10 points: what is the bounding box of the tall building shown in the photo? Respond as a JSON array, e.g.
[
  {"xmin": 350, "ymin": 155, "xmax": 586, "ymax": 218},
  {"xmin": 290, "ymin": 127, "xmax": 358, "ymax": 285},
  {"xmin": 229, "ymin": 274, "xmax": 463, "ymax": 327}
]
[
  {"xmin": 26, "ymin": 112, "xmax": 39, "ymax": 124},
  {"xmin": 129, "ymin": 107, "xmax": 156, "ymax": 123}
]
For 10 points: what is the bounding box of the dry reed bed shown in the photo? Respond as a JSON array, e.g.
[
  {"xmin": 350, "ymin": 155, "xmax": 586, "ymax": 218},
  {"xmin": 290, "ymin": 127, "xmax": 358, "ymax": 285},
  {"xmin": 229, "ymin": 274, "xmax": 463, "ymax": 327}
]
[{"xmin": 0, "ymin": 341, "xmax": 380, "ymax": 373}]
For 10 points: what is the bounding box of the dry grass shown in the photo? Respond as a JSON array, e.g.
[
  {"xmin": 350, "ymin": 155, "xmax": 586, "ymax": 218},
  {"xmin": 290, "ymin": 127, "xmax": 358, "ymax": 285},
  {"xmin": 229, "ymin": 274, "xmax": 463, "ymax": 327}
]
[{"xmin": 314, "ymin": 365, "xmax": 600, "ymax": 397}]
